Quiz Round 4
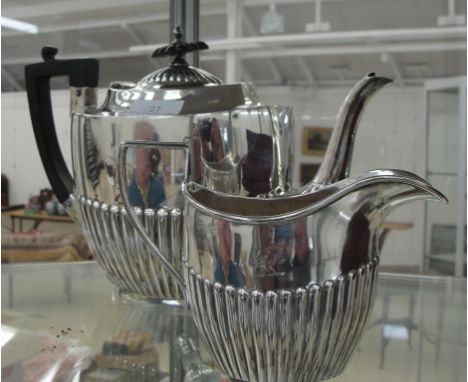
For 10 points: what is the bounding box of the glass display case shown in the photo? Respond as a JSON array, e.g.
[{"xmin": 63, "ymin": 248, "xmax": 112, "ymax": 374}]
[
  {"xmin": 424, "ymin": 78, "xmax": 467, "ymax": 276},
  {"xmin": 2, "ymin": 261, "xmax": 466, "ymax": 382}
]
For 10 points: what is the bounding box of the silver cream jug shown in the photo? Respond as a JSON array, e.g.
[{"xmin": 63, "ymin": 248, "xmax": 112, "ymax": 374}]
[
  {"xmin": 24, "ymin": 26, "xmax": 393, "ymax": 301},
  {"xmin": 119, "ymin": 138, "xmax": 447, "ymax": 382}
]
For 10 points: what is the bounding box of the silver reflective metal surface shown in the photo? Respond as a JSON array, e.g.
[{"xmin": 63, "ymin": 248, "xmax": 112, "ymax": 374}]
[
  {"xmin": 70, "ymin": 105, "xmax": 294, "ymax": 204},
  {"xmin": 26, "ymin": 37, "xmax": 453, "ymax": 381},
  {"xmin": 112, "ymin": 71, "xmax": 448, "ymax": 381},
  {"xmin": 99, "ymin": 82, "xmax": 257, "ymax": 116},
  {"xmin": 71, "ymin": 195, "xmax": 184, "ymax": 300},
  {"xmin": 313, "ymin": 73, "xmax": 393, "ymax": 187},
  {"xmin": 68, "ymin": 95, "xmax": 294, "ymax": 298},
  {"xmin": 60, "ymin": 72, "xmax": 393, "ymax": 301},
  {"xmin": 184, "ymin": 257, "xmax": 379, "ymax": 382},
  {"xmin": 119, "ymin": 141, "xmax": 447, "ymax": 382},
  {"xmin": 183, "ymin": 170, "xmax": 446, "ymax": 289}
]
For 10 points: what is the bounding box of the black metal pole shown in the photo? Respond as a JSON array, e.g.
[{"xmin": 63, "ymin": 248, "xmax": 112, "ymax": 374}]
[{"xmin": 170, "ymin": 0, "xmax": 185, "ymax": 37}]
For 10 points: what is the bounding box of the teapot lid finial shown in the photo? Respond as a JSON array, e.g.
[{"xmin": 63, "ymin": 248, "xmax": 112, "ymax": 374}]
[
  {"xmin": 151, "ymin": 25, "xmax": 208, "ymax": 61},
  {"xmin": 139, "ymin": 25, "xmax": 222, "ymax": 89}
]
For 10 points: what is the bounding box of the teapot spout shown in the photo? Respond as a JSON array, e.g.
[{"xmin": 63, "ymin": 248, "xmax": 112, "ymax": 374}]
[{"xmin": 313, "ymin": 73, "xmax": 392, "ymax": 187}]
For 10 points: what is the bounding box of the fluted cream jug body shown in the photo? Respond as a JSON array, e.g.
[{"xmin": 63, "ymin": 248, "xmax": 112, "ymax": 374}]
[{"xmin": 119, "ymin": 136, "xmax": 447, "ymax": 382}]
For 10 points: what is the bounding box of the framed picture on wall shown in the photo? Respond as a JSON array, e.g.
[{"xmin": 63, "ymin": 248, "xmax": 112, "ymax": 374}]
[
  {"xmin": 302, "ymin": 127, "xmax": 333, "ymax": 156},
  {"xmin": 300, "ymin": 163, "xmax": 320, "ymax": 186}
]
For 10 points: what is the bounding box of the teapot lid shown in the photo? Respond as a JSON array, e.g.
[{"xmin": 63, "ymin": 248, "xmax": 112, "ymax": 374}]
[
  {"xmin": 98, "ymin": 26, "xmax": 258, "ymax": 116},
  {"xmin": 138, "ymin": 25, "xmax": 222, "ymax": 89}
]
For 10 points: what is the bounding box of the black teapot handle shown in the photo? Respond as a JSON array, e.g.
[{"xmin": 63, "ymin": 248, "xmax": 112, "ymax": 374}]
[{"xmin": 24, "ymin": 47, "xmax": 99, "ymax": 203}]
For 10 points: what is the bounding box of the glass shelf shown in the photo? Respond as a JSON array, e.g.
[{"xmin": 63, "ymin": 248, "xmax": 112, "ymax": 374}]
[
  {"xmin": 424, "ymin": 78, "xmax": 467, "ymax": 277},
  {"xmin": 1, "ymin": 261, "xmax": 466, "ymax": 382}
]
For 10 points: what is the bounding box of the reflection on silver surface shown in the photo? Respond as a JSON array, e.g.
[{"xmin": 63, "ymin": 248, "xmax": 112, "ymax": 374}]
[
  {"xmin": 114, "ymin": 77, "xmax": 448, "ymax": 382},
  {"xmin": 69, "ymin": 101, "xmax": 296, "ymax": 298},
  {"xmin": 72, "ymin": 195, "xmax": 184, "ymax": 300},
  {"xmin": 185, "ymin": 258, "xmax": 378, "ymax": 382},
  {"xmin": 119, "ymin": 138, "xmax": 447, "ymax": 382},
  {"xmin": 183, "ymin": 169, "xmax": 446, "ymax": 289},
  {"xmin": 62, "ymin": 72, "xmax": 395, "ymax": 302}
]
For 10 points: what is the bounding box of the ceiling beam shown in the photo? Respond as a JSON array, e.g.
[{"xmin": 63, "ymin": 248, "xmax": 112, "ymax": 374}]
[
  {"xmin": 266, "ymin": 60, "xmax": 284, "ymax": 83},
  {"xmin": 3, "ymin": 41, "xmax": 465, "ymax": 67},
  {"xmin": 1, "ymin": 7, "xmax": 227, "ymax": 37},
  {"xmin": 0, "ymin": 76, "xmax": 451, "ymax": 93},
  {"xmin": 237, "ymin": 10, "xmax": 256, "ymax": 83},
  {"xmin": 214, "ymin": 26, "xmax": 466, "ymax": 47},
  {"xmin": 123, "ymin": 24, "xmax": 145, "ymax": 45},
  {"xmin": 242, "ymin": 8, "xmax": 284, "ymax": 84},
  {"xmin": 3, "ymin": 0, "xmax": 346, "ymax": 20},
  {"xmin": 240, "ymin": 41, "xmax": 466, "ymax": 59},
  {"xmin": 266, "ymin": 77, "xmax": 438, "ymax": 87},
  {"xmin": 295, "ymin": 57, "xmax": 317, "ymax": 87},
  {"xmin": 123, "ymin": 24, "xmax": 154, "ymax": 66},
  {"xmin": 380, "ymin": 52, "xmax": 405, "ymax": 87},
  {"xmin": 242, "ymin": 9, "xmax": 256, "ymax": 37},
  {"xmin": 239, "ymin": 0, "xmax": 348, "ymax": 6},
  {"xmin": 129, "ymin": 26, "xmax": 466, "ymax": 53},
  {"xmin": 2, "ymin": 50, "xmax": 139, "ymax": 66},
  {"xmin": 2, "ymin": 14, "xmax": 164, "ymax": 37},
  {"xmin": 249, "ymin": 76, "xmax": 438, "ymax": 88},
  {"xmin": 3, "ymin": 0, "xmax": 168, "ymax": 19},
  {"xmin": 225, "ymin": 0, "xmax": 243, "ymax": 83},
  {"xmin": 241, "ymin": 63, "xmax": 255, "ymax": 83},
  {"xmin": 2, "ymin": 68, "xmax": 23, "ymax": 91}
]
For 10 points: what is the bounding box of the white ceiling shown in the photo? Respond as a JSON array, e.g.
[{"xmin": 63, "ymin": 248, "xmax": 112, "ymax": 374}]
[{"xmin": 1, "ymin": 0, "xmax": 466, "ymax": 92}]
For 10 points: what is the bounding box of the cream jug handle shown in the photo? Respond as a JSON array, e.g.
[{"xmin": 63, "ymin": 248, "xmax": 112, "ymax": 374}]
[{"xmin": 118, "ymin": 141, "xmax": 189, "ymax": 292}]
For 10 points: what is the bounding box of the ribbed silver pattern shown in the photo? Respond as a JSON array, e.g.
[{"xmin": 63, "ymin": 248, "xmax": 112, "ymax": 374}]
[
  {"xmin": 185, "ymin": 257, "xmax": 379, "ymax": 382},
  {"xmin": 138, "ymin": 65, "xmax": 222, "ymax": 89},
  {"xmin": 73, "ymin": 194, "xmax": 183, "ymax": 300}
]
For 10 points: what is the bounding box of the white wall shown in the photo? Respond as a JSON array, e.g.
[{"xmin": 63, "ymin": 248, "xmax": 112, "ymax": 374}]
[
  {"xmin": 2, "ymin": 90, "xmax": 72, "ymax": 206},
  {"xmin": 1, "ymin": 89, "xmax": 108, "ymax": 206},
  {"xmin": 1, "ymin": 85, "xmax": 430, "ymax": 269},
  {"xmin": 257, "ymin": 85, "xmax": 428, "ymax": 270}
]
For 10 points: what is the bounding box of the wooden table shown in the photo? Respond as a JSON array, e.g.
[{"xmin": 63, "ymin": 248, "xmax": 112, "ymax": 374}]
[{"xmin": 2, "ymin": 208, "xmax": 74, "ymax": 232}]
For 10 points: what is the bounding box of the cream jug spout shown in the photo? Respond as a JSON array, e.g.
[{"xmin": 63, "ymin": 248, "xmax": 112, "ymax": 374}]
[
  {"xmin": 312, "ymin": 73, "xmax": 393, "ymax": 187},
  {"xmin": 332, "ymin": 170, "xmax": 448, "ymax": 273}
]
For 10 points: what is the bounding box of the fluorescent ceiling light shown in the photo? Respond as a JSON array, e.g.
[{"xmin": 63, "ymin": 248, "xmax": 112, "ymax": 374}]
[{"xmin": 1, "ymin": 16, "xmax": 38, "ymax": 34}]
